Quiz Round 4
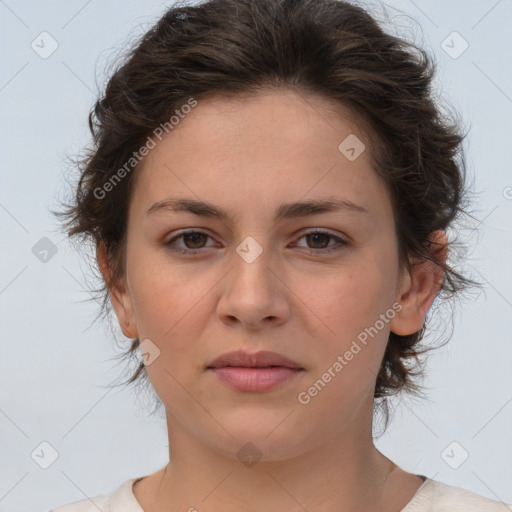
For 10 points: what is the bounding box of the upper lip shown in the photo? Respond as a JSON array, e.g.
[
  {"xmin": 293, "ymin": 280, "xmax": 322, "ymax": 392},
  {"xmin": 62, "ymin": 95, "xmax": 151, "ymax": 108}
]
[{"xmin": 207, "ymin": 350, "xmax": 303, "ymax": 369}]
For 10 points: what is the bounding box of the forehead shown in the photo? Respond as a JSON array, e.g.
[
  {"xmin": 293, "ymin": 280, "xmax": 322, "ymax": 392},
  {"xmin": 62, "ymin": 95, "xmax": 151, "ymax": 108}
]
[
  {"xmin": 129, "ymin": 88, "xmax": 390, "ymax": 222},
  {"xmin": 169, "ymin": 88, "xmax": 368, "ymax": 149}
]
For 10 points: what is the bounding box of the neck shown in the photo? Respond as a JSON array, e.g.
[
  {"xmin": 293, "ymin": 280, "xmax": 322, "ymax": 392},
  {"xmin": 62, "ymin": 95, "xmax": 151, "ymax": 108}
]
[{"xmin": 147, "ymin": 409, "xmax": 400, "ymax": 512}]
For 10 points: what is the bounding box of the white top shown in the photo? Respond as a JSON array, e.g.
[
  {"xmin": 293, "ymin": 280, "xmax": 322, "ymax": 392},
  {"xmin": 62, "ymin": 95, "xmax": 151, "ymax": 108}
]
[{"xmin": 49, "ymin": 476, "xmax": 512, "ymax": 512}]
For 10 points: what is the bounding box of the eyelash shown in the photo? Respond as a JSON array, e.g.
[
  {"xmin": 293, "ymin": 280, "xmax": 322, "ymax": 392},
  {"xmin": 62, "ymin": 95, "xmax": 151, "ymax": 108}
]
[{"xmin": 164, "ymin": 229, "xmax": 348, "ymax": 256}]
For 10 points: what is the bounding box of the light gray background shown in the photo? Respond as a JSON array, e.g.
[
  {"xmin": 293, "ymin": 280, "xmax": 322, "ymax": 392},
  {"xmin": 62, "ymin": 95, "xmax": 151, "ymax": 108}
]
[{"xmin": 0, "ymin": 1, "xmax": 511, "ymax": 510}]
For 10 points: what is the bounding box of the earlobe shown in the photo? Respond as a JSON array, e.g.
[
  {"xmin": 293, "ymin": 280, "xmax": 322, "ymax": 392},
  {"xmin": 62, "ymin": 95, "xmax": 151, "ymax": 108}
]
[
  {"xmin": 96, "ymin": 242, "xmax": 138, "ymax": 338},
  {"xmin": 390, "ymin": 230, "xmax": 447, "ymax": 336}
]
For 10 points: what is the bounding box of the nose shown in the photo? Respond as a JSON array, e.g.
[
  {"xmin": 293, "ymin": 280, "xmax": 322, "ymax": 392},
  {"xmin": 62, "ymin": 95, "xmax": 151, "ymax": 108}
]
[{"xmin": 216, "ymin": 244, "xmax": 290, "ymax": 330}]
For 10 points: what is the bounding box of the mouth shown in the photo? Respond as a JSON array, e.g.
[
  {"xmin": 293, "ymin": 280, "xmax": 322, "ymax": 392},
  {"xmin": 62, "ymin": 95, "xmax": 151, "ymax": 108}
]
[
  {"xmin": 206, "ymin": 350, "xmax": 304, "ymax": 392},
  {"xmin": 207, "ymin": 366, "xmax": 304, "ymax": 392},
  {"xmin": 207, "ymin": 350, "xmax": 303, "ymax": 370},
  {"xmin": 209, "ymin": 365, "xmax": 299, "ymax": 369}
]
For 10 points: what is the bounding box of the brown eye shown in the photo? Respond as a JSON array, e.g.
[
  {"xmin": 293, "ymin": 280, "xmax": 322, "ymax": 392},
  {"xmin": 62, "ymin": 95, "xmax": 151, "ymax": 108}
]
[
  {"xmin": 165, "ymin": 230, "xmax": 215, "ymax": 254},
  {"xmin": 294, "ymin": 230, "xmax": 348, "ymax": 255},
  {"xmin": 182, "ymin": 232, "xmax": 208, "ymax": 249},
  {"xmin": 305, "ymin": 232, "xmax": 332, "ymax": 249}
]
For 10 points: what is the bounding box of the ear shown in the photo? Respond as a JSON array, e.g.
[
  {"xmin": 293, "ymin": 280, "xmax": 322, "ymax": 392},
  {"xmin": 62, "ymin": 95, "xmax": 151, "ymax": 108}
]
[
  {"xmin": 390, "ymin": 230, "xmax": 448, "ymax": 336},
  {"xmin": 96, "ymin": 242, "xmax": 138, "ymax": 338}
]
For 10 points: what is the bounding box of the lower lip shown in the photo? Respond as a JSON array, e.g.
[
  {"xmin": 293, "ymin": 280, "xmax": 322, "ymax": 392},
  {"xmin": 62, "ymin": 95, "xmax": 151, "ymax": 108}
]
[{"xmin": 209, "ymin": 367, "xmax": 303, "ymax": 392}]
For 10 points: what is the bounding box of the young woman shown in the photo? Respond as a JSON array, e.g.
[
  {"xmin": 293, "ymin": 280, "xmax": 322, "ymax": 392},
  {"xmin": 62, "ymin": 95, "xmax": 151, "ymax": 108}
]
[{"xmin": 51, "ymin": 0, "xmax": 511, "ymax": 510}]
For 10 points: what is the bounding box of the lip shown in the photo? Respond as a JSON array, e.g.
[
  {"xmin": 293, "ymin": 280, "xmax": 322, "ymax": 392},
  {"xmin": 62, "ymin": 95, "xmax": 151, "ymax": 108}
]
[
  {"xmin": 207, "ymin": 350, "xmax": 302, "ymax": 370},
  {"xmin": 206, "ymin": 350, "xmax": 305, "ymax": 392},
  {"xmin": 209, "ymin": 367, "xmax": 303, "ymax": 392}
]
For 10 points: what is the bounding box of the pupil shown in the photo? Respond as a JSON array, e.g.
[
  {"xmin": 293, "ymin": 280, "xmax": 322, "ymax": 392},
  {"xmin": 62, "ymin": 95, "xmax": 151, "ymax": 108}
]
[
  {"xmin": 309, "ymin": 233, "xmax": 328, "ymax": 248},
  {"xmin": 185, "ymin": 233, "xmax": 205, "ymax": 248}
]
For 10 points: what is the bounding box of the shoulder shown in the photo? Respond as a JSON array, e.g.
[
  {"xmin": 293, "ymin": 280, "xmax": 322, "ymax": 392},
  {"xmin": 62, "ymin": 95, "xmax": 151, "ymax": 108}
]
[
  {"xmin": 404, "ymin": 478, "xmax": 512, "ymax": 511},
  {"xmin": 49, "ymin": 478, "xmax": 143, "ymax": 512}
]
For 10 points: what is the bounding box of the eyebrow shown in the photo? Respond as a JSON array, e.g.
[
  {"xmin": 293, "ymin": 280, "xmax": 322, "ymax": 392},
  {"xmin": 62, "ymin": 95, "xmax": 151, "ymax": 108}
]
[{"xmin": 146, "ymin": 196, "xmax": 369, "ymax": 222}]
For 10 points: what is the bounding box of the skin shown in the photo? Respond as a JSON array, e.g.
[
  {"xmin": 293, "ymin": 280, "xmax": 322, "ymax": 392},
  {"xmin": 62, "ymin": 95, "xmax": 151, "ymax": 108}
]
[{"xmin": 98, "ymin": 88, "xmax": 447, "ymax": 512}]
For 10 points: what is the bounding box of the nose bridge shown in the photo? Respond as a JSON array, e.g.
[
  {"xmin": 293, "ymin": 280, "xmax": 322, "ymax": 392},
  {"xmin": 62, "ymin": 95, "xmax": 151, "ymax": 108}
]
[
  {"xmin": 231, "ymin": 234, "xmax": 274, "ymax": 295},
  {"xmin": 216, "ymin": 234, "xmax": 289, "ymax": 326}
]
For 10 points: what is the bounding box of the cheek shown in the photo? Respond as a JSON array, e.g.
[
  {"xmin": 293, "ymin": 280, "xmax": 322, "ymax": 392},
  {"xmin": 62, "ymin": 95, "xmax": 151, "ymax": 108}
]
[
  {"xmin": 323, "ymin": 263, "xmax": 396, "ymax": 328},
  {"xmin": 127, "ymin": 265, "xmax": 208, "ymax": 399},
  {"xmin": 309, "ymin": 255, "xmax": 399, "ymax": 367},
  {"xmin": 126, "ymin": 249, "xmax": 225, "ymax": 376},
  {"xmin": 126, "ymin": 248, "xmax": 201, "ymax": 340}
]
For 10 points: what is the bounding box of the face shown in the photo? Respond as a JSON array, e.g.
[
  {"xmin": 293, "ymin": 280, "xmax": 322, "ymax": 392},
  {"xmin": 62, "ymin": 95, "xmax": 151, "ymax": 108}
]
[{"xmin": 103, "ymin": 88, "xmax": 436, "ymax": 461}]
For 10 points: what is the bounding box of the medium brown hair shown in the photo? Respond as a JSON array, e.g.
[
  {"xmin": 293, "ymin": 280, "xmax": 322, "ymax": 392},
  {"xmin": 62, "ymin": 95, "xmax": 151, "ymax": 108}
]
[{"xmin": 57, "ymin": 0, "xmax": 477, "ymax": 420}]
